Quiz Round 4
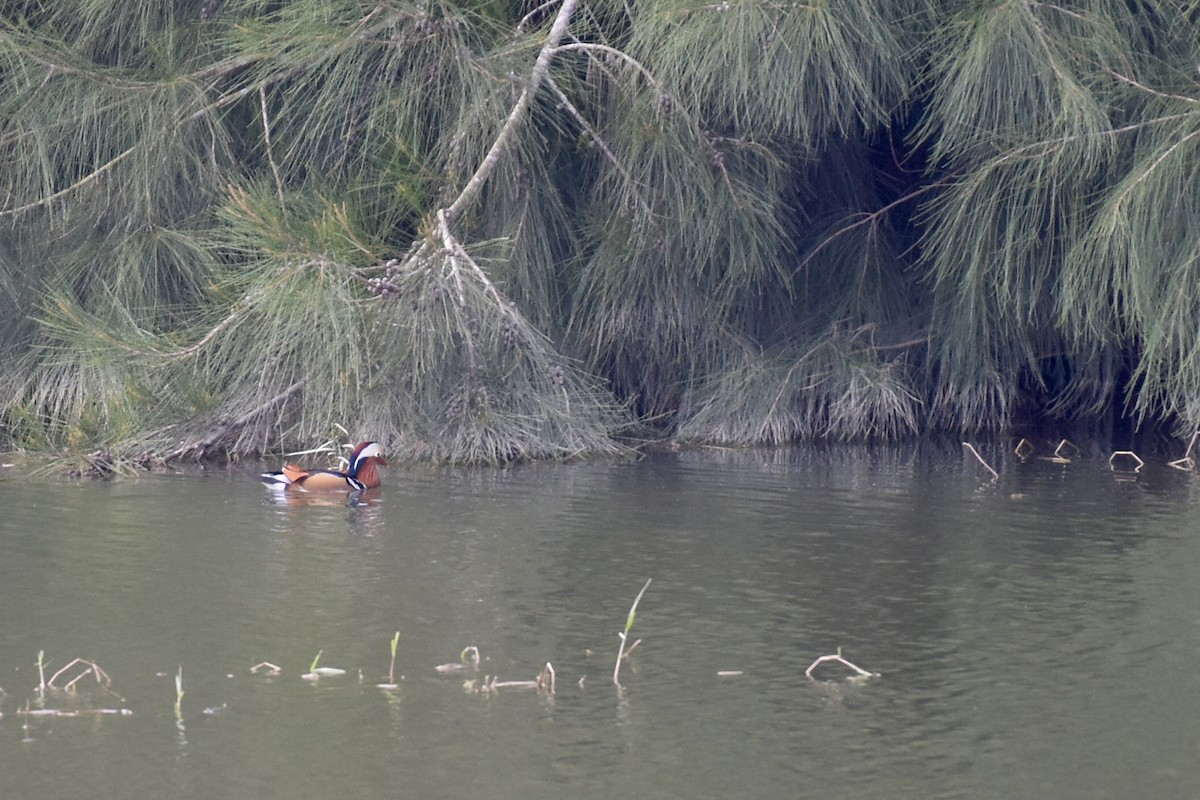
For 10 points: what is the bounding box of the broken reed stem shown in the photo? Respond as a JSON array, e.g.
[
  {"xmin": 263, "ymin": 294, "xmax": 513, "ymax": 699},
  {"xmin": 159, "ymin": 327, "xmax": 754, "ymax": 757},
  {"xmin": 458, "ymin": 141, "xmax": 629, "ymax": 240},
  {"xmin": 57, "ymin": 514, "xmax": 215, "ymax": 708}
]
[
  {"xmin": 962, "ymin": 442, "xmax": 998, "ymax": 479},
  {"xmin": 614, "ymin": 578, "xmax": 652, "ymax": 685},
  {"xmin": 387, "ymin": 631, "xmax": 400, "ymax": 685}
]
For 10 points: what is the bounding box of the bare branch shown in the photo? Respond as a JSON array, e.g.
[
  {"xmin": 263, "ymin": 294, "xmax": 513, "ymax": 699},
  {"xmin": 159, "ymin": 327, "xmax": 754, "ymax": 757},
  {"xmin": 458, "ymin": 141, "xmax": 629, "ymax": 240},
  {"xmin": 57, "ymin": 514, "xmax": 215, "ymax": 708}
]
[{"xmin": 444, "ymin": 0, "xmax": 580, "ymax": 224}]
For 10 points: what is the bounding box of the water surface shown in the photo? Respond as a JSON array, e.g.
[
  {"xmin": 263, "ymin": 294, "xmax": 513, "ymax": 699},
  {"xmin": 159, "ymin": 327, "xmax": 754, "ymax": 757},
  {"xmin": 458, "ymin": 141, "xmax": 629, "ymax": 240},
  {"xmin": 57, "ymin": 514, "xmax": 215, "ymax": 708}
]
[{"xmin": 1, "ymin": 443, "xmax": 1198, "ymax": 799}]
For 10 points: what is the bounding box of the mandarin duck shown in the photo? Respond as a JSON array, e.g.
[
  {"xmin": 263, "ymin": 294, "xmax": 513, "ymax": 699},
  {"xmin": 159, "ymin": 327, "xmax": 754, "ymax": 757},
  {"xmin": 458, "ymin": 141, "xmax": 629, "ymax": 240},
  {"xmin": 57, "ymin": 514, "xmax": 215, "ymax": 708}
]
[{"xmin": 260, "ymin": 441, "xmax": 388, "ymax": 492}]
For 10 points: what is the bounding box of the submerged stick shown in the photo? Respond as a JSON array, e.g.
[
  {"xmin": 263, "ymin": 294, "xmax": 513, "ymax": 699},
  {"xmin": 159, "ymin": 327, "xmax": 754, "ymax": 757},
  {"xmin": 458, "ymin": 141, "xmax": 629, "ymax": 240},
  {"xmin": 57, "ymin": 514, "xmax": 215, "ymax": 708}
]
[
  {"xmin": 613, "ymin": 578, "xmax": 652, "ymax": 684},
  {"xmin": 19, "ymin": 707, "xmax": 132, "ymax": 717}
]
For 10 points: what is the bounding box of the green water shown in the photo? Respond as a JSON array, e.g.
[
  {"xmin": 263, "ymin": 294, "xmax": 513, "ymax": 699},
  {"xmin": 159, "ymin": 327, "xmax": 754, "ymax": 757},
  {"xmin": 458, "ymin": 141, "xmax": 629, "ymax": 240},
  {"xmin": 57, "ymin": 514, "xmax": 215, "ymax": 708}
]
[{"xmin": 1, "ymin": 444, "xmax": 1199, "ymax": 799}]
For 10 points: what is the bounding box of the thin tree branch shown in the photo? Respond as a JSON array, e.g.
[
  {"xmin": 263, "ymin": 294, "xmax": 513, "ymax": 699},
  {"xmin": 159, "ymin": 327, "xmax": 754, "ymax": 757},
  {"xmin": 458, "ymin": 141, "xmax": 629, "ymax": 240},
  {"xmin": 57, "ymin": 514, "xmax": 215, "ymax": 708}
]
[
  {"xmin": 260, "ymin": 86, "xmax": 286, "ymax": 212},
  {"xmin": 544, "ymin": 75, "xmax": 654, "ymax": 218},
  {"xmin": 548, "ymin": 42, "xmax": 660, "ymax": 88},
  {"xmin": 163, "ymin": 380, "xmax": 306, "ymax": 463},
  {"xmin": 792, "ymin": 175, "xmax": 951, "ymax": 276},
  {"xmin": 0, "ymin": 146, "xmax": 135, "ymax": 218},
  {"xmin": 514, "ymin": 0, "xmax": 563, "ymax": 36},
  {"xmin": 444, "ymin": 0, "xmax": 580, "ymax": 224},
  {"xmin": 187, "ymin": 8, "xmax": 395, "ymax": 121}
]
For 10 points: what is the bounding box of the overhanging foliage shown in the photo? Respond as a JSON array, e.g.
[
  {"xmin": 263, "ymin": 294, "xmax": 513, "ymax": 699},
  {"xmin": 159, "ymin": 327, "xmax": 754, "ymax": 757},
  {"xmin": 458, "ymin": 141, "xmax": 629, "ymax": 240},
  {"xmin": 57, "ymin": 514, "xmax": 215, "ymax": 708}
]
[{"xmin": 1, "ymin": 0, "xmax": 1199, "ymax": 463}]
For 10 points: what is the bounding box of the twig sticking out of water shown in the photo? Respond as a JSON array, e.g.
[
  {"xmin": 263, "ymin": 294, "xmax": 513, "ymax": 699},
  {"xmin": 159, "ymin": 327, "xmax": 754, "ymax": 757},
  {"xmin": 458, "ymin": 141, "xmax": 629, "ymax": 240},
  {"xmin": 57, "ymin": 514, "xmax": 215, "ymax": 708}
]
[
  {"xmin": 250, "ymin": 661, "xmax": 282, "ymax": 676},
  {"xmin": 804, "ymin": 649, "xmax": 879, "ymax": 681},
  {"xmin": 476, "ymin": 663, "xmax": 556, "ymax": 695},
  {"xmin": 436, "ymin": 646, "xmax": 481, "ymax": 673},
  {"xmin": 962, "ymin": 442, "xmax": 998, "ymax": 480},
  {"xmin": 26, "ymin": 655, "xmax": 127, "ymax": 718},
  {"xmin": 378, "ymin": 631, "xmax": 402, "ymax": 688},
  {"xmin": 1169, "ymin": 430, "xmax": 1200, "ymax": 471},
  {"xmin": 301, "ymin": 650, "xmax": 347, "ymax": 681},
  {"xmin": 1108, "ymin": 450, "xmax": 1144, "ymax": 473},
  {"xmin": 1044, "ymin": 438, "xmax": 1078, "ymax": 463},
  {"xmin": 1014, "ymin": 438, "xmax": 1034, "ymax": 460},
  {"xmin": 614, "ymin": 578, "xmax": 652, "ymax": 684},
  {"xmin": 46, "ymin": 657, "xmax": 116, "ymax": 695},
  {"xmin": 174, "ymin": 666, "xmax": 184, "ymax": 718}
]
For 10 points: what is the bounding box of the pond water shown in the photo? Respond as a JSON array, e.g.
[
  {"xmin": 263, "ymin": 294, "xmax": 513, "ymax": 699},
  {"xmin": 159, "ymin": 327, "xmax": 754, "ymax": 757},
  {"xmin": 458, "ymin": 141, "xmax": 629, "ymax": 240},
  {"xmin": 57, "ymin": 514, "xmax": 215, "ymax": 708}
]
[{"xmin": 2, "ymin": 441, "xmax": 1199, "ymax": 800}]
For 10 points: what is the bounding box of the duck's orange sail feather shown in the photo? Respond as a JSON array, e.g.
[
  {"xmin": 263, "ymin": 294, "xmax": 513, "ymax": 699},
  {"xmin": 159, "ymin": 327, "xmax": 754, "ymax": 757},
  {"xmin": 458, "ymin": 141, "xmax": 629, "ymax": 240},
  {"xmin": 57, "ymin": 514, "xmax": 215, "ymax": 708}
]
[{"xmin": 281, "ymin": 463, "xmax": 309, "ymax": 483}]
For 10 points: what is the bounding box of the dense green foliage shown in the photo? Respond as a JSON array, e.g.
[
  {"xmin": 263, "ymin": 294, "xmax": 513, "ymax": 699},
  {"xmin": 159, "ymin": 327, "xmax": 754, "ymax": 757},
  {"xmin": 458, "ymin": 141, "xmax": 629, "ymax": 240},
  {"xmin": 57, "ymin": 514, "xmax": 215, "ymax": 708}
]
[{"xmin": 1, "ymin": 0, "xmax": 1199, "ymax": 463}]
